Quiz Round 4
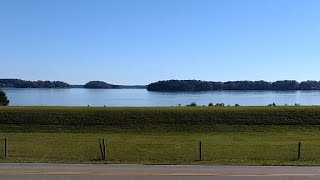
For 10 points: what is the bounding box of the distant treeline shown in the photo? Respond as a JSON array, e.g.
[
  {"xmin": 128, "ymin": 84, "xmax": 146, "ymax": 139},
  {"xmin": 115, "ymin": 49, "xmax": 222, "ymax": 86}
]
[
  {"xmin": 83, "ymin": 81, "xmax": 146, "ymax": 89},
  {"xmin": 0, "ymin": 79, "xmax": 70, "ymax": 88},
  {"xmin": 0, "ymin": 79, "xmax": 146, "ymax": 89},
  {"xmin": 147, "ymin": 80, "xmax": 320, "ymax": 92}
]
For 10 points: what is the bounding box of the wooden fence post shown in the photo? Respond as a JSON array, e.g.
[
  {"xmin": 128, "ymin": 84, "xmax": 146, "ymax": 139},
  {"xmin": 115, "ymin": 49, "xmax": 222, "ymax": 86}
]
[
  {"xmin": 298, "ymin": 142, "xmax": 301, "ymax": 160},
  {"xmin": 4, "ymin": 138, "xmax": 7, "ymax": 158},
  {"xmin": 199, "ymin": 141, "xmax": 202, "ymax": 161},
  {"xmin": 99, "ymin": 139, "xmax": 104, "ymax": 160},
  {"xmin": 103, "ymin": 139, "xmax": 106, "ymax": 160}
]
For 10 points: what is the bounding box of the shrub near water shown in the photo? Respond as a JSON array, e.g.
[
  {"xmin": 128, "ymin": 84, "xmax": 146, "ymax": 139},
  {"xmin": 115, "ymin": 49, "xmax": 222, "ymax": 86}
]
[{"xmin": 1, "ymin": 106, "xmax": 320, "ymax": 132}]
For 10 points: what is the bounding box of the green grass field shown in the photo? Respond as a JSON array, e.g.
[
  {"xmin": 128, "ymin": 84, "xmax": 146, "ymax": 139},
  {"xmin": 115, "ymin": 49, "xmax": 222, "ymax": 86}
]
[
  {"xmin": 2, "ymin": 128, "xmax": 320, "ymax": 165},
  {"xmin": 1, "ymin": 106, "xmax": 320, "ymax": 165}
]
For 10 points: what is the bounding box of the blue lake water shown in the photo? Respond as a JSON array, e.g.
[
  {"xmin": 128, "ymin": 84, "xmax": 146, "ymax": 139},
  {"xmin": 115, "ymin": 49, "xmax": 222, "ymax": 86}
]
[{"xmin": 2, "ymin": 88, "xmax": 320, "ymax": 106}]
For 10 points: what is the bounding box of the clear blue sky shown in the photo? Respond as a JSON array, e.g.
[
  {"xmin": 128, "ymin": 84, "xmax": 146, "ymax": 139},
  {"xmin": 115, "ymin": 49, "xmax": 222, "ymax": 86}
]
[{"xmin": 1, "ymin": 0, "xmax": 320, "ymax": 85}]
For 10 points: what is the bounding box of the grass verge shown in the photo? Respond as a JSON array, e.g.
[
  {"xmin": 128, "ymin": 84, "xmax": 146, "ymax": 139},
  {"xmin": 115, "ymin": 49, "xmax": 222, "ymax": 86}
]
[
  {"xmin": 0, "ymin": 126, "xmax": 320, "ymax": 165},
  {"xmin": 0, "ymin": 106, "xmax": 320, "ymax": 165}
]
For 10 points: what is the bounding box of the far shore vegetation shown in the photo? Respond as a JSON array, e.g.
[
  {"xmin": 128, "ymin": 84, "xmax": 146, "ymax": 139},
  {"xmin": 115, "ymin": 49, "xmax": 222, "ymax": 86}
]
[
  {"xmin": 3, "ymin": 79, "xmax": 320, "ymax": 91},
  {"xmin": 147, "ymin": 80, "xmax": 320, "ymax": 92},
  {"xmin": 0, "ymin": 79, "xmax": 145, "ymax": 89}
]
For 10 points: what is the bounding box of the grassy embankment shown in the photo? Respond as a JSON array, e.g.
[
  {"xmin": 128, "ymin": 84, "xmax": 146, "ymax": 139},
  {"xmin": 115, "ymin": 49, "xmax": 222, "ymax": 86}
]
[{"xmin": 1, "ymin": 106, "xmax": 320, "ymax": 165}]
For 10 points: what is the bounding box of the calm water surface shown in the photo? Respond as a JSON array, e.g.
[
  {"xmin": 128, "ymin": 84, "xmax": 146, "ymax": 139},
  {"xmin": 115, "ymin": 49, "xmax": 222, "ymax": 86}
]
[{"xmin": 3, "ymin": 88, "xmax": 320, "ymax": 106}]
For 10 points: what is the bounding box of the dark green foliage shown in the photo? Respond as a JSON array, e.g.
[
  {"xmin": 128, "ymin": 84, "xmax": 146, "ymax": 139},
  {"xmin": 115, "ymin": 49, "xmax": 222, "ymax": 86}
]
[
  {"xmin": 267, "ymin": 103, "xmax": 277, "ymax": 106},
  {"xmin": 0, "ymin": 79, "xmax": 70, "ymax": 88},
  {"xmin": 208, "ymin": 103, "xmax": 213, "ymax": 106},
  {"xmin": 299, "ymin": 81, "xmax": 320, "ymax": 90},
  {"xmin": 186, "ymin": 102, "xmax": 197, "ymax": 106},
  {"xmin": 147, "ymin": 80, "xmax": 320, "ymax": 92},
  {"xmin": 1, "ymin": 107, "xmax": 320, "ymax": 132},
  {"xmin": 0, "ymin": 90, "xmax": 9, "ymax": 106},
  {"xmin": 83, "ymin": 81, "xmax": 114, "ymax": 89},
  {"xmin": 147, "ymin": 80, "xmax": 222, "ymax": 91},
  {"xmin": 271, "ymin": 80, "xmax": 299, "ymax": 90},
  {"xmin": 0, "ymin": 79, "xmax": 146, "ymax": 89},
  {"xmin": 83, "ymin": 81, "xmax": 146, "ymax": 89}
]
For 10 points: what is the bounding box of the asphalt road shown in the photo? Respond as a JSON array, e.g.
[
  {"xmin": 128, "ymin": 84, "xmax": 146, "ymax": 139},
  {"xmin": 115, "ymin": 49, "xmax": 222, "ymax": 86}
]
[{"xmin": 0, "ymin": 164, "xmax": 319, "ymax": 180}]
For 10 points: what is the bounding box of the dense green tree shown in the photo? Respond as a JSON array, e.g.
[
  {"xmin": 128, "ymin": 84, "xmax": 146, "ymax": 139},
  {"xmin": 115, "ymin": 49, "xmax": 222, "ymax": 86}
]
[{"xmin": 0, "ymin": 90, "xmax": 9, "ymax": 106}]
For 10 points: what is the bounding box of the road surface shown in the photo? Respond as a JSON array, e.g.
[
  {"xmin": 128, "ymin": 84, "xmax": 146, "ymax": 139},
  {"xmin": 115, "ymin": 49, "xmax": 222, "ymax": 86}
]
[{"xmin": 0, "ymin": 163, "xmax": 319, "ymax": 179}]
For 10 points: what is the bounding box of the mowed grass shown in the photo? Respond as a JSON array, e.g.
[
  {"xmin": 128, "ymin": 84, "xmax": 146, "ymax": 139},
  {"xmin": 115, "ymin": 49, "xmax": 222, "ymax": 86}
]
[
  {"xmin": 1, "ymin": 126, "xmax": 320, "ymax": 165},
  {"xmin": 1, "ymin": 106, "xmax": 320, "ymax": 165}
]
